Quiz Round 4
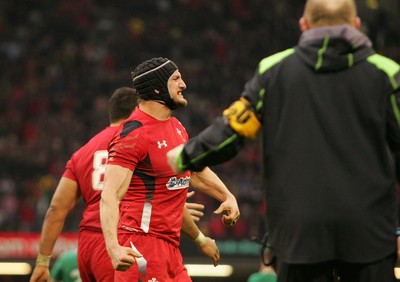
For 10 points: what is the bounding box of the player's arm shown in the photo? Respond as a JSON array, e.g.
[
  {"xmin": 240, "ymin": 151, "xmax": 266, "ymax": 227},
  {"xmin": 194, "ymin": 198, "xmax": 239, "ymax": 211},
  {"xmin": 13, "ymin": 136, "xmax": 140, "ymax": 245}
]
[
  {"xmin": 190, "ymin": 167, "xmax": 240, "ymax": 226},
  {"xmin": 30, "ymin": 177, "xmax": 80, "ymax": 282},
  {"xmin": 181, "ymin": 206, "xmax": 220, "ymax": 266},
  {"xmin": 100, "ymin": 164, "xmax": 141, "ymax": 271}
]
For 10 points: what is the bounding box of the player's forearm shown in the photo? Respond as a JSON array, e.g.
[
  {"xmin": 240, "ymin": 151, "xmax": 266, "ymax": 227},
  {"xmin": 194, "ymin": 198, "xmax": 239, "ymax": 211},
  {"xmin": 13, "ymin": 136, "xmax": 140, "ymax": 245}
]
[
  {"xmin": 34, "ymin": 204, "xmax": 72, "ymax": 268},
  {"xmin": 181, "ymin": 206, "xmax": 200, "ymax": 240},
  {"xmin": 35, "ymin": 177, "xmax": 79, "ymax": 268},
  {"xmin": 100, "ymin": 165, "xmax": 132, "ymax": 252},
  {"xmin": 100, "ymin": 194, "xmax": 120, "ymax": 252},
  {"xmin": 191, "ymin": 167, "xmax": 240, "ymax": 226},
  {"xmin": 181, "ymin": 207, "xmax": 208, "ymax": 247},
  {"xmin": 38, "ymin": 207, "xmax": 69, "ymax": 255},
  {"xmin": 182, "ymin": 207, "xmax": 219, "ymax": 266},
  {"xmin": 190, "ymin": 167, "xmax": 235, "ymax": 202}
]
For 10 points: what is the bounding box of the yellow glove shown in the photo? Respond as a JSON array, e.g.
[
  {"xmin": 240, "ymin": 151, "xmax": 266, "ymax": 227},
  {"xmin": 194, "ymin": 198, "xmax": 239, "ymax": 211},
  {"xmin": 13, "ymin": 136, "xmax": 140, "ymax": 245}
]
[{"xmin": 223, "ymin": 97, "xmax": 261, "ymax": 140}]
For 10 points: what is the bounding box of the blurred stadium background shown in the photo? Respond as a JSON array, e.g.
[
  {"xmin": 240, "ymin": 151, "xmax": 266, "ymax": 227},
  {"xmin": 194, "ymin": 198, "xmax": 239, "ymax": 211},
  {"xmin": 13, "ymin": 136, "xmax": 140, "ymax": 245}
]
[{"xmin": 0, "ymin": 0, "xmax": 399, "ymax": 281}]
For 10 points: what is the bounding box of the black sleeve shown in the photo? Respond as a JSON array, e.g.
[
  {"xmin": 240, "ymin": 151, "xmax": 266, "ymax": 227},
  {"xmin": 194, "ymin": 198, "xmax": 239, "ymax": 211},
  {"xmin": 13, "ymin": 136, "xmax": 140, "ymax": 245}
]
[
  {"xmin": 386, "ymin": 71, "xmax": 400, "ymax": 181},
  {"xmin": 179, "ymin": 62, "xmax": 265, "ymax": 172},
  {"xmin": 180, "ymin": 117, "xmax": 245, "ymax": 171}
]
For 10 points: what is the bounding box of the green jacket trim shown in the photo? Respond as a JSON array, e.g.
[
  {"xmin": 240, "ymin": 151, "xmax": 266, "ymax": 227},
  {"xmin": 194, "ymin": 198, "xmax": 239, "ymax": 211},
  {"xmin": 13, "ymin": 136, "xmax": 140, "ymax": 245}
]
[
  {"xmin": 390, "ymin": 95, "xmax": 400, "ymax": 128},
  {"xmin": 315, "ymin": 36, "xmax": 330, "ymax": 71},
  {"xmin": 367, "ymin": 54, "xmax": 400, "ymax": 127},
  {"xmin": 367, "ymin": 54, "xmax": 400, "ymax": 90},
  {"xmin": 258, "ymin": 48, "xmax": 295, "ymax": 75},
  {"xmin": 178, "ymin": 133, "xmax": 240, "ymax": 171}
]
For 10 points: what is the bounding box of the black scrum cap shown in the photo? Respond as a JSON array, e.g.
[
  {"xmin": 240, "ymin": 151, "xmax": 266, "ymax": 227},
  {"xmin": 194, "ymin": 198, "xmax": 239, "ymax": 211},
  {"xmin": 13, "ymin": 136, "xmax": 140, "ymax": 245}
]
[{"xmin": 131, "ymin": 57, "xmax": 178, "ymax": 110}]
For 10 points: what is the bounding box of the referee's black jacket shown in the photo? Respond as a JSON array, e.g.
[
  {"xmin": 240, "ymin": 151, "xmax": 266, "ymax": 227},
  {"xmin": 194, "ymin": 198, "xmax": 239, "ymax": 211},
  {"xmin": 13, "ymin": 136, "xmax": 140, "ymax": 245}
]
[{"xmin": 180, "ymin": 25, "xmax": 400, "ymax": 264}]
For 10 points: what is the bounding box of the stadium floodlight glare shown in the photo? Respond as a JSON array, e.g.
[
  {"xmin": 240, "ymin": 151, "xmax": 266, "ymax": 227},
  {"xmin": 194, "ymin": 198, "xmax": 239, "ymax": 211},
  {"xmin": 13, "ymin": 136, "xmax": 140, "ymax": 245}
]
[
  {"xmin": 185, "ymin": 264, "xmax": 233, "ymax": 277},
  {"xmin": 0, "ymin": 262, "xmax": 32, "ymax": 275}
]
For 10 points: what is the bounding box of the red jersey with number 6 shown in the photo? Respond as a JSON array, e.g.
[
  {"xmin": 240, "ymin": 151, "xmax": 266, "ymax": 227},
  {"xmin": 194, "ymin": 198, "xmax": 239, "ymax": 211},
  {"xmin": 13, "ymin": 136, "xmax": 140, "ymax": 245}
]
[
  {"xmin": 107, "ymin": 108, "xmax": 191, "ymax": 247},
  {"xmin": 63, "ymin": 126, "xmax": 120, "ymax": 232}
]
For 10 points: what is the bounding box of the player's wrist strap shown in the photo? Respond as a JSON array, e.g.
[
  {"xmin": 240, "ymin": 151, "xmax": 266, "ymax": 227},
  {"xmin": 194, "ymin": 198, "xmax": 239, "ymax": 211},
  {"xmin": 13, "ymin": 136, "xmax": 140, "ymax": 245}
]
[
  {"xmin": 36, "ymin": 253, "xmax": 52, "ymax": 267},
  {"xmin": 194, "ymin": 231, "xmax": 207, "ymax": 246}
]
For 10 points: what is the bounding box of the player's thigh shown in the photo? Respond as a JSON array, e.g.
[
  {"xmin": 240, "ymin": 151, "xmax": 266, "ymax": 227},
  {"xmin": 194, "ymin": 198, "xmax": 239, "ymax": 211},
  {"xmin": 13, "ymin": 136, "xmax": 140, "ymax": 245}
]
[
  {"xmin": 115, "ymin": 234, "xmax": 191, "ymax": 282},
  {"xmin": 90, "ymin": 233, "xmax": 114, "ymax": 281},
  {"xmin": 169, "ymin": 243, "xmax": 191, "ymax": 282},
  {"xmin": 115, "ymin": 234, "xmax": 165, "ymax": 281},
  {"xmin": 78, "ymin": 231, "xmax": 96, "ymax": 282},
  {"xmin": 78, "ymin": 231, "xmax": 114, "ymax": 282}
]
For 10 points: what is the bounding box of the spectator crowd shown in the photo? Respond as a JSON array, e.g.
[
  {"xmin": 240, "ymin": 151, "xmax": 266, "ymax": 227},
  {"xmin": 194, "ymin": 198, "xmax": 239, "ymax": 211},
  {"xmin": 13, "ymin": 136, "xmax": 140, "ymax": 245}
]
[{"xmin": 1, "ymin": 0, "xmax": 399, "ymax": 241}]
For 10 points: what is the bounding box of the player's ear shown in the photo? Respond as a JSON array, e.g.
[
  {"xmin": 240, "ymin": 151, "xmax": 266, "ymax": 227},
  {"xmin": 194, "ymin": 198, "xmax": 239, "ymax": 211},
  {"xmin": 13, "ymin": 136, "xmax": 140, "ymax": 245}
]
[{"xmin": 299, "ymin": 16, "xmax": 310, "ymax": 32}]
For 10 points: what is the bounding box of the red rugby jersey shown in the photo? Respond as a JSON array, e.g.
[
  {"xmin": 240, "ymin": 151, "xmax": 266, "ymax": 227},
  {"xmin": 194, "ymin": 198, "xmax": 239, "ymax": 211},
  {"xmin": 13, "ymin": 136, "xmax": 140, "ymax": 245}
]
[
  {"xmin": 63, "ymin": 126, "xmax": 120, "ymax": 232},
  {"xmin": 107, "ymin": 108, "xmax": 191, "ymax": 247}
]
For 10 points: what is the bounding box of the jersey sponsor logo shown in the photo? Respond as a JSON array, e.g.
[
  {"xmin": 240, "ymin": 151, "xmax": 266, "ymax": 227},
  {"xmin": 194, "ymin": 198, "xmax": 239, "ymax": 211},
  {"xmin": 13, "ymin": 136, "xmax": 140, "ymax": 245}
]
[
  {"xmin": 166, "ymin": 176, "xmax": 190, "ymax": 190},
  {"xmin": 157, "ymin": 140, "xmax": 168, "ymax": 148},
  {"xmin": 148, "ymin": 278, "xmax": 158, "ymax": 282}
]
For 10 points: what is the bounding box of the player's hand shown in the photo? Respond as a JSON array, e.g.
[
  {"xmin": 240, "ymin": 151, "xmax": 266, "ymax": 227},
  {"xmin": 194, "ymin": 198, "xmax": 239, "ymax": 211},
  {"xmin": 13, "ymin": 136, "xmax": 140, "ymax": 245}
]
[
  {"xmin": 109, "ymin": 245, "xmax": 142, "ymax": 272},
  {"xmin": 198, "ymin": 237, "xmax": 220, "ymax": 266},
  {"xmin": 185, "ymin": 191, "xmax": 204, "ymax": 222},
  {"xmin": 29, "ymin": 265, "xmax": 50, "ymax": 282},
  {"xmin": 213, "ymin": 194, "xmax": 240, "ymax": 226}
]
